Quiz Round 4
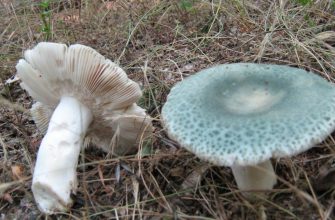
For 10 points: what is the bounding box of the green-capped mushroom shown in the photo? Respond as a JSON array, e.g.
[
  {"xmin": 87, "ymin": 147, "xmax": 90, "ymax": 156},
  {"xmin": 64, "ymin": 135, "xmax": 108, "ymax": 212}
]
[{"xmin": 162, "ymin": 63, "xmax": 335, "ymax": 195}]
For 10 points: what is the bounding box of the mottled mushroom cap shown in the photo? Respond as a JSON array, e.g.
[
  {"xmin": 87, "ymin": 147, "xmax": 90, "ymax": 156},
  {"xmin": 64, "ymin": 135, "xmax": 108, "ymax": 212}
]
[
  {"xmin": 16, "ymin": 42, "xmax": 152, "ymax": 154},
  {"xmin": 162, "ymin": 63, "xmax": 335, "ymax": 166}
]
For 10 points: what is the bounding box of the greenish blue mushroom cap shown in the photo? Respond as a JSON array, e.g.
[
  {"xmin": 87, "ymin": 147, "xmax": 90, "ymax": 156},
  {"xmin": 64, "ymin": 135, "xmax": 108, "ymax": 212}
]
[{"xmin": 162, "ymin": 63, "xmax": 335, "ymax": 166}]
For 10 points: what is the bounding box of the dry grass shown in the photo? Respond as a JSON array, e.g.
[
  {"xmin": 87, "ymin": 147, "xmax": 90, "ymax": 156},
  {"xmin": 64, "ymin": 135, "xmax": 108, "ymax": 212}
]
[{"xmin": 0, "ymin": 0, "xmax": 335, "ymax": 219}]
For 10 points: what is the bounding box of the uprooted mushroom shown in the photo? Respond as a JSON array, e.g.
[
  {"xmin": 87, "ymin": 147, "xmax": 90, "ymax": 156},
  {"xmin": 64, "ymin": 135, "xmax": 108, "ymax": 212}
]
[{"xmin": 16, "ymin": 42, "xmax": 153, "ymax": 214}]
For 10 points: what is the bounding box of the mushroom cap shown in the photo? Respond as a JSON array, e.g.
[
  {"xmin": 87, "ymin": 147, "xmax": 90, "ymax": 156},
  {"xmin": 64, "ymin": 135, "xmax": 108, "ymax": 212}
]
[
  {"xmin": 162, "ymin": 63, "xmax": 335, "ymax": 166},
  {"xmin": 17, "ymin": 42, "xmax": 152, "ymax": 152}
]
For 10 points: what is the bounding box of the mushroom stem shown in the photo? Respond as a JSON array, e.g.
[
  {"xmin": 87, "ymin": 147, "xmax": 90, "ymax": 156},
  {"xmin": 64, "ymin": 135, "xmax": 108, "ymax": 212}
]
[
  {"xmin": 32, "ymin": 96, "xmax": 93, "ymax": 214},
  {"xmin": 231, "ymin": 160, "xmax": 277, "ymax": 194}
]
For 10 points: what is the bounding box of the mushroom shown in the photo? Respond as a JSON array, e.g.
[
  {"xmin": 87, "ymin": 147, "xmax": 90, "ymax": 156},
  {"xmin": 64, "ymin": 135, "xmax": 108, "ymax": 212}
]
[
  {"xmin": 161, "ymin": 63, "xmax": 335, "ymax": 196},
  {"xmin": 16, "ymin": 42, "xmax": 153, "ymax": 213}
]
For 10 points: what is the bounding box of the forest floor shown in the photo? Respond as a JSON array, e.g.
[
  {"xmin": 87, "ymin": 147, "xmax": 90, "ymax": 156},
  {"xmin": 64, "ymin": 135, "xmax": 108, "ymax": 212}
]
[{"xmin": 0, "ymin": 0, "xmax": 335, "ymax": 219}]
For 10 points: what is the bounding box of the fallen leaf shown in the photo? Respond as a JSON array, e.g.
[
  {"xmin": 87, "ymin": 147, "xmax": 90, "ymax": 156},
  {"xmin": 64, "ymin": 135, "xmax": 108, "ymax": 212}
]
[
  {"xmin": 11, "ymin": 165, "xmax": 24, "ymax": 180},
  {"xmin": 2, "ymin": 193, "xmax": 13, "ymax": 203},
  {"xmin": 181, "ymin": 164, "xmax": 211, "ymax": 190}
]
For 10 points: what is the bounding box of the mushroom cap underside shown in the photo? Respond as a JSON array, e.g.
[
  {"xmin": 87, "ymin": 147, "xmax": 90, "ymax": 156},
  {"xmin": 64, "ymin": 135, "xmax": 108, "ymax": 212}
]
[
  {"xmin": 162, "ymin": 63, "xmax": 335, "ymax": 166},
  {"xmin": 16, "ymin": 42, "xmax": 142, "ymax": 109},
  {"xmin": 16, "ymin": 42, "xmax": 152, "ymax": 152}
]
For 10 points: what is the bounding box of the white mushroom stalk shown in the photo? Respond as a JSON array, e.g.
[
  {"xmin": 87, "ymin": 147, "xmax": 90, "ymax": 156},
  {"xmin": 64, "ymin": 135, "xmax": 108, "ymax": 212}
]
[
  {"xmin": 16, "ymin": 42, "xmax": 153, "ymax": 214},
  {"xmin": 231, "ymin": 160, "xmax": 277, "ymax": 195},
  {"xmin": 32, "ymin": 96, "xmax": 92, "ymax": 213}
]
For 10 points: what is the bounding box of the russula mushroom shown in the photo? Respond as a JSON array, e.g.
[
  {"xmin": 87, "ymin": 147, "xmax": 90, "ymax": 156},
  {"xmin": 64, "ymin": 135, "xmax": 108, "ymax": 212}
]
[
  {"xmin": 162, "ymin": 63, "xmax": 335, "ymax": 195},
  {"xmin": 16, "ymin": 42, "xmax": 152, "ymax": 213}
]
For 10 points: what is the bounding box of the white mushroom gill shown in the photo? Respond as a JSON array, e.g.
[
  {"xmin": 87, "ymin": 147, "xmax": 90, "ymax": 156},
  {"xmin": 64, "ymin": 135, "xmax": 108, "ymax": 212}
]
[{"xmin": 32, "ymin": 96, "xmax": 92, "ymax": 213}]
